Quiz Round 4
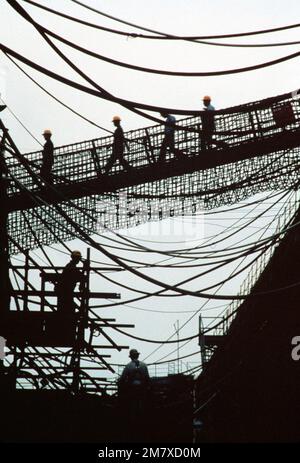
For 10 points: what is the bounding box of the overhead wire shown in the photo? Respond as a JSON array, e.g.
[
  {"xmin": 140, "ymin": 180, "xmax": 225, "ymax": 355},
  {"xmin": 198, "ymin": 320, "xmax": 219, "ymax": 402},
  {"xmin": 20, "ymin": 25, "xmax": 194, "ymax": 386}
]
[
  {"xmin": 0, "ymin": 41, "xmax": 294, "ymax": 119},
  {"xmin": 70, "ymin": 0, "xmax": 300, "ymax": 40},
  {"xmin": 5, "ymin": 121, "xmax": 300, "ymax": 350},
  {"xmin": 7, "ymin": 149, "xmax": 300, "ymax": 306},
  {"xmin": 0, "ymin": 95, "xmax": 42, "ymax": 147},
  {"xmin": 4, "ymin": 3, "xmax": 300, "ymax": 350},
  {"xmin": 8, "ymin": 164, "xmax": 289, "ymax": 302},
  {"xmin": 146, "ymin": 211, "xmax": 285, "ymax": 363},
  {"xmin": 5, "ymin": 126, "xmax": 288, "ymax": 268},
  {"xmin": 25, "ymin": 21, "xmax": 300, "ymax": 77},
  {"xmin": 21, "ymin": 0, "xmax": 300, "ymax": 48},
  {"xmin": 3, "ymin": 55, "xmax": 114, "ymax": 136}
]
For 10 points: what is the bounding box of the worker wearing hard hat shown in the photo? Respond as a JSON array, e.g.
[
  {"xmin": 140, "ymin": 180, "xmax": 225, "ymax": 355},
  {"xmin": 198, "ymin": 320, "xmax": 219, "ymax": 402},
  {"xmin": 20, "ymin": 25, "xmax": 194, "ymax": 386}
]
[
  {"xmin": 201, "ymin": 96, "xmax": 215, "ymax": 150},
  {"xmin": 55, "ymin": 250, "xmax": 84, "ymax": 318},
  {"xmin": 40, "ymin": 129, "xmax": 54, "ymax": 184},
  {"xmin": 118, "ymin": 348, "xmax": 150, "ymax": 423},
  {"xmin": 104, "ymin": 116, "xmax": 131, "ymax": 174},
  {"xmin": 119, "ymin": 349, "xmax": 150, "ymax": 392},
  {"xmin": 158, "ymin": 112, "xmax": 185, "ymax": 163}
]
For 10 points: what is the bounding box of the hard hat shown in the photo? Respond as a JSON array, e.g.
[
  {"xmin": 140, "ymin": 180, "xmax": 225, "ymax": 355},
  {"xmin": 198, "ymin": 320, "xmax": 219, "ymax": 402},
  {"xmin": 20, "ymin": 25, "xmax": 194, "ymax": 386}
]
[
  {"xmin": 112, "ymin": 115, "xmax": 121, "ymax": 122},
  {"xmin": 129, "ymin": 349, "xmax": 140, "ymax": 357},
  {"xmin": 71, "ymin": 250, "xmax": 82, "ymax": 258},
  {"xmin": 43, "ymin": 129, "xmax": 52, "ymax": 135},
  {"xmin": 203, "ymin": 96, "xmax": 211, "ymax": 101}
]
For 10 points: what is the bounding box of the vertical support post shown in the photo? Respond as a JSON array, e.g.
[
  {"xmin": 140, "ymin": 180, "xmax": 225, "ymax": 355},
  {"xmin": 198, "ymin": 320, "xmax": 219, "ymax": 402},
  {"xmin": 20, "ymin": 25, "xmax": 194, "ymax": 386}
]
[
  {"xmin": 0, "ymin": 121, "xmax": 10, "ymax": 319},
  {"xmin": 173, "ymin": 320, "xmax": 180, "ymax": 374},
  {"xmin": 249, "ymin": 112, "xmax": 258, "ymax": 140},
  {"xmin": 72, "ymin": 248, "xmax": 90, "ymax": 393},
  {"xmin": 91, "ymin": 141, "xmax": 102, "ymax": 177},
  {"xmin": 144, "ymin": 129, "xmax": 155, "ymax": 164},
  {"xmin": 40, "ymin": 272, "xmax": 45, "ymax": 312},
  {"xmin": 198, "ymin": 315, "xmax": 206, "ymax": 368},
  {"xmin": 83, "ymin": 248, "xmax": 90, "ymax": 327},
  {"xmin": 254, "ymin": 110, "xmax": 264, "ymax": 138}
]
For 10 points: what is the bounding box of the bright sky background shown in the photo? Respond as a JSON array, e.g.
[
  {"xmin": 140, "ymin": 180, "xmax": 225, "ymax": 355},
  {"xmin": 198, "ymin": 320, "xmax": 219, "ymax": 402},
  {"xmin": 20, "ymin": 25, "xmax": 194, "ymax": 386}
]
[{"xmin": 1, "ymin": 0, "xmax": 300, "ymax": 382}]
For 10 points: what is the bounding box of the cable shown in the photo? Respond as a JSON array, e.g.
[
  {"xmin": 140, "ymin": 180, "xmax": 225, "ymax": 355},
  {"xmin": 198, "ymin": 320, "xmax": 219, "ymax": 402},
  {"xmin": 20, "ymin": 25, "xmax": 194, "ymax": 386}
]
[
  {"xmin": 0, "ymin": 96, "xmax": 42, "ymax": 146},
  {"xmin": 22, "ymin": 0, "xmax": 300, "ymax": 47},
  {"xmin": 70, "ymin": 0, "xmax": 300, "ymax": 40},
  {"xmin": 1, "ymin": 41, "xmax": 294, "ymax": 118},
  {"xmin": 4, "ymin": 56, "xmax": 114, "ymax": 136},
  {"xmin": 8, "ymin": 156, "xmax": 300, "ymax": 305},
  {"xmin": 9, "ymin": 166, "xmax": 287, "ymax": 302},
  {"xmin": 7, "ymin": 144, "xmax": 300, "ymax": 347},
  {"xmin": 30, "ymin": 22, "xmax": 300, "ymax": 77},
  {"xmin": 147, "ymin": 193, "xmax": 289, "ymax": 363}
]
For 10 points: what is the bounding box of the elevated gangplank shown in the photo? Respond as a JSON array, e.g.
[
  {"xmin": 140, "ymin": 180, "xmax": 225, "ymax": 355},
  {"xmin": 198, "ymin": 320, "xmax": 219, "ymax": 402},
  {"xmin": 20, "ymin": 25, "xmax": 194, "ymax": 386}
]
[{"xmin": 4, "ymin": 90, "xmax": 300, "ymax": 252}]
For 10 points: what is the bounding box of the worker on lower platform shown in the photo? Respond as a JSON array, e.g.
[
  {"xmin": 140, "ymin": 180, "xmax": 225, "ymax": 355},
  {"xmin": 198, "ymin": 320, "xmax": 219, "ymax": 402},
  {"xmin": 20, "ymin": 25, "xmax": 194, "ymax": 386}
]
[
  {"xmin": 40, "ymin": 129, "xmax": 54, "ymax": 184},
  {"xmin": 158, "ymin": 112, "xmax": 184, "ymax": 162},
  {"xmin": 104, "ymin": 116, "xmax": 131, "ymax": 173},
  {"xmin": 55, "ymin": 250, "xmax": 84, "ymax": 317},
  {"xmin": 201, "ymin": 96, "xmax": 215, "ymax": 150},
  {"xmin": 118, "ymin": 348, "xmax": 150, "ymax": 399},
  {"xmin": 118, "ymin": 349, "xmax": 151, "ymax": 439}
]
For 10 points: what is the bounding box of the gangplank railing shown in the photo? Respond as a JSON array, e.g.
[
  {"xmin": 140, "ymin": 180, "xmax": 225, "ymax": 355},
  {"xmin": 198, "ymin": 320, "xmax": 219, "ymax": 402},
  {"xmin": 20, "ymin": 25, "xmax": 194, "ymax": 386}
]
[
  {"xmin": 5, "ymin": 91, "xmax": 300, "ymax": 193},
  {"xmin": 5, "ymin": 90, "xmax": 300, "ymax": 253}
]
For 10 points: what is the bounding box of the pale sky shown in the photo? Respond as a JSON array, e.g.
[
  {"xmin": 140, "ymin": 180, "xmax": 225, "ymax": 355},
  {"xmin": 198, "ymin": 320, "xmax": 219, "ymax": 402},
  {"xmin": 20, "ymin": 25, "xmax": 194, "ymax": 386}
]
[{"xmin": 1, "ymin": 0, "xmax": 299, "ymax": 380}]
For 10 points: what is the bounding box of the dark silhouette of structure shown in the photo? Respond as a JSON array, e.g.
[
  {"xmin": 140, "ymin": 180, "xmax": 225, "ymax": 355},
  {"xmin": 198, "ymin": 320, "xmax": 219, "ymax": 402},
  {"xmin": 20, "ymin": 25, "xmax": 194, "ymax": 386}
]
[{"xmin": 2, "ymin": 90, "xmax": 300, "ymax": 442}]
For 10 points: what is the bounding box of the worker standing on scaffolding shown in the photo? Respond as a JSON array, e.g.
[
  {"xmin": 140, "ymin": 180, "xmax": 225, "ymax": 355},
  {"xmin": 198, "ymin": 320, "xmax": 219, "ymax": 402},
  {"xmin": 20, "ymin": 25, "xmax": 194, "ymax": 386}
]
[
  {"xmin": 158, "ymin": 112, "xmax": 184, "ymax": 163},
  {"xmin": 55, "ymin": 250, "xmax": 84, "ymax": 317},
  {"xmin": 201, "ymin": 96, "xmax": 215, "ymax": 150},
  {"xmin": 104, "ymin": 116, "xmax": 131, "ymax": 173},
  {"xmin": 40, "ymin": 129, "xmax": 54, "ymax": 184}
]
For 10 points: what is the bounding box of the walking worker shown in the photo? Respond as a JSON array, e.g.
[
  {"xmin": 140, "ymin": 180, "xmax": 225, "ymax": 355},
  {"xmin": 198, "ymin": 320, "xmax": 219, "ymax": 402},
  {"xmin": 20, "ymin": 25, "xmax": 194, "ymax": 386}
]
[
  {"xmin": 104, "ymin": 116, "xmax": 131, "ymax": 173},
  {"xmin": 118, "ymin": 348, "xmax": 150, "ymax": 397},
  {"xmin": 158, "ymin": 112, "xmax": 184, "ymax": 162},
  {"xmin": 201, "ymin": 96, "xmax": 215, "ymax": 150},
  {"xmin": 40, "ymin": 129, "xmax": 54, "ymax": 183},
  {"xmin": 55, "ymin": 250, "xmax": 84, "ymax": 317}
]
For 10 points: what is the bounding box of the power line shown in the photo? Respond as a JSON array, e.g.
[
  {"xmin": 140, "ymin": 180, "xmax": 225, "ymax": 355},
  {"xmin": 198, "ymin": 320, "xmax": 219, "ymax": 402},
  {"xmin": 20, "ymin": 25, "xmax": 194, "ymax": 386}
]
[
  {"xmin": 21, "ymin": 0, "xmax": 300, "ymax": 48},
  {"xmin": 0, "ymin": 96, "xmax": 42, "ymax": 146},
  {"xmin": 12, "ymin": 2, "xmax": 300, "ymax": 78},
  {"xmin": 70, "ymin": 0, "xmax": 300, "ymax": 40}
]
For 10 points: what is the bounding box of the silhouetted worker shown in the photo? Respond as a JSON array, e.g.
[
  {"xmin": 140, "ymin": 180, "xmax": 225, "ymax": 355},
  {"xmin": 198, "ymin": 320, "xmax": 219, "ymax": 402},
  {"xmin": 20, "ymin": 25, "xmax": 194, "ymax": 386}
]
[
  {"xmin": 158, "ymin": 112, "xmax": 184, "ymax": 162},
  {"xmin": 104, "ymin": 116, "xmax": 131, "ymax": 173},
  {"xmin": 201, "ymin": 96, "xmax": 215, "ymax": 150},
  {"xmin": 55, "ymin": 250, "xmax": 84, "ymax": 317},
  {"xmin": 40, "ymin": 129, "xmax": 54, "ymax": 183}
]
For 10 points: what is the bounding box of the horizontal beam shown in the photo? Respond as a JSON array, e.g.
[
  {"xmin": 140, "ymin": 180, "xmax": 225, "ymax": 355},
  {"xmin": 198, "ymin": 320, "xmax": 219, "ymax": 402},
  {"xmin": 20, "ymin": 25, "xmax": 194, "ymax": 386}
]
[
  {"xmin": 86, "ymin": 345, "xmax": 129, "ymax": 349},
  {"xmin": 90, "ymin": 323, "xmax": 135, "ymax": 328},
  {"xmin": 11, "ymin": 290, "xmax": 121, "ymax": 298},
  {"xmin": 11, "ymin": 266, "xmax": 122, "ymax": 272}
]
